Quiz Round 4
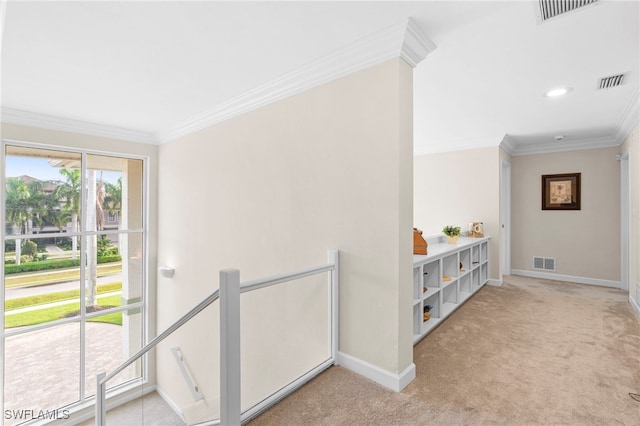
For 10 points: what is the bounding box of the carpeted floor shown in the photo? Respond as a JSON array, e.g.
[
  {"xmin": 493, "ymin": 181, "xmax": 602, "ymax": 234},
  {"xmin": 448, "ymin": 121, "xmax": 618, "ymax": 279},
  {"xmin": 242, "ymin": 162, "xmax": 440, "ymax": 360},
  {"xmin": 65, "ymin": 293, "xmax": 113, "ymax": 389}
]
[{"xmin": 250, "ymin": 275, "xmax": 640, "ymax": 425}]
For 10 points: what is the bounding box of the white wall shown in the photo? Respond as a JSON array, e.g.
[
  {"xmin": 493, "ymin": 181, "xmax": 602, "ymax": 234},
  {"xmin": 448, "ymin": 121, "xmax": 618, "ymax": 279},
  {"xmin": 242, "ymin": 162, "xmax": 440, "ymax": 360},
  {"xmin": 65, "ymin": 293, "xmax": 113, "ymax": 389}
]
[
  {"xmin": 621, "ymin": 123, "xmax": 640, "ymax": 310},
  {"xmin": 156, "ymin": 58, "xmax": 414, "ymax": 414},
  {"xmin": 511, "ymin": 147, "xmax": 621, "ymax": 284},
  {"xmin": 414, "ymin": 146, "xmax": 501, "ymax": 281}
]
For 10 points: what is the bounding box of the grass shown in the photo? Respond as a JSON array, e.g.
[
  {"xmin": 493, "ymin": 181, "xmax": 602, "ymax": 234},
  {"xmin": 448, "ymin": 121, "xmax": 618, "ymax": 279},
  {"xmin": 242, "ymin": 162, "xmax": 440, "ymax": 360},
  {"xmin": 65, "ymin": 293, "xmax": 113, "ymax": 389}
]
[
  {"xmin": 4, "ymin": 283, "xmax": 124, "ymax": 328},
  {"xmin": 87, "ymin": 296, "xmax": 123, "ymax": 326},
  {"xmin": 4, "ymin": 263, "xmax": 122, "ymax": 288},
  {"xmin": 4, "ymin": 294, "xmax": 123, "ymax": 328},
  {"xmin": 5, "ymin": 282, "xmax": 122, "ymax": 311}
]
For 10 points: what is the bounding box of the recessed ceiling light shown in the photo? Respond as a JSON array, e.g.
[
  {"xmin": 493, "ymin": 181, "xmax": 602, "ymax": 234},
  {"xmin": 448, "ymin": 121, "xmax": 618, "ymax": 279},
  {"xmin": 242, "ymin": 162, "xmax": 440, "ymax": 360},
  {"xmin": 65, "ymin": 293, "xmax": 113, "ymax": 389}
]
[{"xmin": 544, "ymin": 87, "xmax": 572, "ymax": 97}]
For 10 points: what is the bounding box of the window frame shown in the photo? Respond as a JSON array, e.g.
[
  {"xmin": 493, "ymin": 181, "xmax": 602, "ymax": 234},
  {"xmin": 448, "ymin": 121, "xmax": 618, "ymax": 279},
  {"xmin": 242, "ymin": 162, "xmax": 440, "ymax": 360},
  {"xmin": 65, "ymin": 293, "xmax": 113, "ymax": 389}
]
[{"xmin": 0, "ymin": 138, "xmax": 150, "ymax": 417}]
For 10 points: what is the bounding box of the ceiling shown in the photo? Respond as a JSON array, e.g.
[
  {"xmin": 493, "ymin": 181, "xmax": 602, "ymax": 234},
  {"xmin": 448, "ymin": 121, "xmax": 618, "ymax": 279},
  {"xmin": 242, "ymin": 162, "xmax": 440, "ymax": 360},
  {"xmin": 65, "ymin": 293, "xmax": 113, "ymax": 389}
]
[{"xmin": 1, "ymin": 1, "xmax": 638, "ymax": 155}]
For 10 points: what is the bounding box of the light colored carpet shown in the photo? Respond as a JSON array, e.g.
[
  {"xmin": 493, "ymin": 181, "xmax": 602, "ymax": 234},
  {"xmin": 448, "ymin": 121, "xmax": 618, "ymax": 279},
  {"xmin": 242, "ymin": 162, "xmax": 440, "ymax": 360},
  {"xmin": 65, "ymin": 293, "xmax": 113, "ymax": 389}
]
[{"xmin": 250, "ymin": 275, "xmax": 640, "ymax": 425}]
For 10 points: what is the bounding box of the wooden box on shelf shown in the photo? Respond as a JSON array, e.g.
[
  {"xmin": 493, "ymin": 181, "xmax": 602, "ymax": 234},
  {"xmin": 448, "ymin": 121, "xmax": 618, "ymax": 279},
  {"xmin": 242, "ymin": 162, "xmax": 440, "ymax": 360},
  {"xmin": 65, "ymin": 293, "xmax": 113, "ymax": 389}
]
[{"xmin": 413, "ymin": 228, "xmax": 427, "ymax": 255}]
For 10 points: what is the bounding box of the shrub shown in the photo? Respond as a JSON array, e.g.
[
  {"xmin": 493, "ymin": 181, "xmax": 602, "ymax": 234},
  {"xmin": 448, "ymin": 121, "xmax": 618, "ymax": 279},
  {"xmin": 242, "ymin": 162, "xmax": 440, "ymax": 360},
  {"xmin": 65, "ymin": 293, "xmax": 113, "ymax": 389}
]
[
  {"xmin": 4, "ymin": 239, "xmax": 16, "ymax": 252},
  {"xmin": 97, "ymin": 254, "xmax": 122, "ymax": 264},
  {"xmin": 22, "ymin": 241, "xmax": 39, "ymax": 261},
  {"xmin": 56, "ymin": 238, "xmax": 76, "ymax": 251},
  {"xmin": 4, "ymin": 255, "xmax": 121, "ymax": 275}
]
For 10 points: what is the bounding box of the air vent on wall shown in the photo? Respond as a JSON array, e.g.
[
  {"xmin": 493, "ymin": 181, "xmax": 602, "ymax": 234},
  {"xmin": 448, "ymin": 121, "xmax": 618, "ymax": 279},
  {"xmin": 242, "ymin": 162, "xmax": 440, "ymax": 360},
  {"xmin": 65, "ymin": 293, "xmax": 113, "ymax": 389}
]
[
  {"xmin": 598, "ymin": 73, "xmax": 626, "ymax": 90},
  {"xmin": 536, "ymin": 0, "xmax": 599, "ymax": 23},
  {"xmin": 533, "ymin": 256, "xmax": 557, "ymax": 272}
]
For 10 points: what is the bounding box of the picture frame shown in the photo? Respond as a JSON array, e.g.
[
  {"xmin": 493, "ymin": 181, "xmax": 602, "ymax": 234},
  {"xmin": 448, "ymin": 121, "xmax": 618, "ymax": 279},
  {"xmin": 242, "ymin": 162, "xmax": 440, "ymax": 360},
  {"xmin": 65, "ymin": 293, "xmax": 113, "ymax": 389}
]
[{"xmin": 542, "ymin": 173, "xmax": 581, "ymax": 210}]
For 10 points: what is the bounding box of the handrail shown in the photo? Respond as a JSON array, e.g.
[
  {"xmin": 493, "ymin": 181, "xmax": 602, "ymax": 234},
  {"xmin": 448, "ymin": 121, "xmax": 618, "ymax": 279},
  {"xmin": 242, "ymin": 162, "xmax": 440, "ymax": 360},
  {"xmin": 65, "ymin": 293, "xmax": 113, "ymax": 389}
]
[
  {"xmin": 96, "ymin": 249, "xmax": 339, "ymax": 426},
  {"xmin": 99, "ymin": 289, "xmax": 220, "ymax": 385},
  {"xmin": 240, "ymin": 264, "xmax": 334, "ymax": 294}
]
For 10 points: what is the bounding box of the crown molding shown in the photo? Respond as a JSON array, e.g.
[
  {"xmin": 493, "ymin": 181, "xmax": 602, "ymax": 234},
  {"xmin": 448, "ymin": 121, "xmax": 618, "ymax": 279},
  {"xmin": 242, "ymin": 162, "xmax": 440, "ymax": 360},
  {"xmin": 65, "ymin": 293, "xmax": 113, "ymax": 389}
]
[
  {"xmin": 616, "ymin": 90, "xmax": 640, "ymax": 144},
  {"xmin": 1, "ymin": 107, "xmax": 158, "ymax": 144},
  {"xmin": 507, "ymin": 135, "xmax": 619, "ymax": 156},
  {"xmin": 160, "ymin": 18, "xmax": 436, "ymax": 143},
  {"xmin": 401, "ymin": 18, "xmax": 437, "ymax": 67},
  {"xmin": 499, "ymin": 134, "xmax": 517, "ymax": 155},
  {"xmin": 413, "ymin": 136, "xmax": 499, "ymax": 156}
]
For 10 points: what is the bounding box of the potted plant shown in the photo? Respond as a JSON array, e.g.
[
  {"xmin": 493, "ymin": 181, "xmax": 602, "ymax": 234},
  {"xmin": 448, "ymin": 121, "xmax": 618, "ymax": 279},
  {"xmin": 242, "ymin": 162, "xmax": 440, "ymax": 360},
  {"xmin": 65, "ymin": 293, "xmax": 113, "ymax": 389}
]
[{"xmin": 442, "ymin": 225, "xmax": 461, "ymax": 244}]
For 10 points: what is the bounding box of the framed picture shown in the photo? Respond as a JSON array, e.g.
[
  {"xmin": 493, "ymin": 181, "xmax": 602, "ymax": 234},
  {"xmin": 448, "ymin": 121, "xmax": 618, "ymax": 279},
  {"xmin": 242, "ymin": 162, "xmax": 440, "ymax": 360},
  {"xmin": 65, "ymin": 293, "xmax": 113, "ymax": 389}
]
[{"xmin": 542, "ymin": 173, "xmax": 581, "ymax": 210}]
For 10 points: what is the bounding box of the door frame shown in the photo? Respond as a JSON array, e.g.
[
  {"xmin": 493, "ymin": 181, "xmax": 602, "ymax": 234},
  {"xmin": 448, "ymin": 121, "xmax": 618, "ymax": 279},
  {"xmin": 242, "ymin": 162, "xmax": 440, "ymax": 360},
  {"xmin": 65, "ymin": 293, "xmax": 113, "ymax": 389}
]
[
  {"xmin": 501, "ymin": 160, "xmax": 512, "ymax": 277},
  {"xmin": 620, "ymin": 152, "xmax": 630, "ymax": 291}
]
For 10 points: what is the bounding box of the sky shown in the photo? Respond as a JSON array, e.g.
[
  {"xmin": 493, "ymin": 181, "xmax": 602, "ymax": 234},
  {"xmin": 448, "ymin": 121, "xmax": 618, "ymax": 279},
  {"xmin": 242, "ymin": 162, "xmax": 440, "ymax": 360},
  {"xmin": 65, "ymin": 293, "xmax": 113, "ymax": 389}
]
[{"xmin": 5, "ymin": 156, "xmax": 121, "ymax": 184}]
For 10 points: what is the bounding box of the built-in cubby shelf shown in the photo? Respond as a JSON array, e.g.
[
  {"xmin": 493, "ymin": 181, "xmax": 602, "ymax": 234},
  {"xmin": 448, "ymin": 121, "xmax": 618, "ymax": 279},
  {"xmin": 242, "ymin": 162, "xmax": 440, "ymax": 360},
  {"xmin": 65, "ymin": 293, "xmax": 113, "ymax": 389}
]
[{"xmin": 412, "ymin": 236, "xmax": 490, "ymax": 345}]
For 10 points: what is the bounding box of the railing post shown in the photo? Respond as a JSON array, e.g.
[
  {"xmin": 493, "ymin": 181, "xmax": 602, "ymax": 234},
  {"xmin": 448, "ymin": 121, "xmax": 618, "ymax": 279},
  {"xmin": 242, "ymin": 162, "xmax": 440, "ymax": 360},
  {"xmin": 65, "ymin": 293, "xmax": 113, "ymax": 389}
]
[
  {"xmin": 328, "ymin": 250, "xmax": 340, "ymax": 361},
  {"xmin": 220, "ymin": 269, "xmax": 241, "ymax": 426},
  {"xmin": 95, "ymin": 372, "xmax": 106, "ymax": 426}
]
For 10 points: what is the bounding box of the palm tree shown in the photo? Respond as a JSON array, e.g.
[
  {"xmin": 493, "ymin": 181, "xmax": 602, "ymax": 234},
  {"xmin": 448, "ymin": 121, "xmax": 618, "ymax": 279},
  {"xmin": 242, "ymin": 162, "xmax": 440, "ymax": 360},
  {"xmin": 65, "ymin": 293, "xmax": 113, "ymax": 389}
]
[
  {"xmin": 5, "ymin": 177, "xmax": 46, "ymax": 264},
  {"xmin": 53, "ymin": 168, "xmax": 81, "ymax": 259},
  {"xmin": 51, "ymin": 207, "xmax": 72, "ymax": 245},
  {"xmin": 6, "ymin": 178, "xmax": 30, "ymax": 264},
  {"xmin": 104, "ymin": 178, "xmax": 122, "ymax": 223}
]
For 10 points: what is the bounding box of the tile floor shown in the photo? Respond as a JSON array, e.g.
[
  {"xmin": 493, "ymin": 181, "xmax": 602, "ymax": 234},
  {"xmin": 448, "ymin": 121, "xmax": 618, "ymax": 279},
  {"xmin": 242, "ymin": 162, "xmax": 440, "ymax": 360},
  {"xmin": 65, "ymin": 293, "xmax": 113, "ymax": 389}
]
[{"xmin": 4, "ymin": 322, "xmax": 142, "ymax": 426}]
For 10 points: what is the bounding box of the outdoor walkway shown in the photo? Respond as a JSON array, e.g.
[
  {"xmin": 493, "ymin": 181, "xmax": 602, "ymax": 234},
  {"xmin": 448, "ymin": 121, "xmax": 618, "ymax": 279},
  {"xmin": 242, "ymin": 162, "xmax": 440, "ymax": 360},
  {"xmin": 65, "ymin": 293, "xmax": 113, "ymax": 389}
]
[{"xmin": 4, "ymin": 322, "xmax": 137, "ymax": 426}]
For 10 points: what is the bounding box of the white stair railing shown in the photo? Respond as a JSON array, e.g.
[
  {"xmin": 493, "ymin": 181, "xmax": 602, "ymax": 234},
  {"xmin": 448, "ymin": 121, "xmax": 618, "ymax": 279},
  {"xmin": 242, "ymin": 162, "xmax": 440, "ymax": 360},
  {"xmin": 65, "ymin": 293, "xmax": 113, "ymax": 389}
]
[{"xmin": 96, "ymin": 249, "xmax": 339, "ymax": 425}]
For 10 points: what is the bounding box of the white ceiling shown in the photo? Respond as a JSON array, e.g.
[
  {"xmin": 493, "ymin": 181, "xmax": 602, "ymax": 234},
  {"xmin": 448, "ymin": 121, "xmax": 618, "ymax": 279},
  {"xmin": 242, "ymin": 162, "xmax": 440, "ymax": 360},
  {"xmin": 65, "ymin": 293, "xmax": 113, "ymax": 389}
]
[{"xmin": 1, "ymin": 1, "xmax": 639, "ymax": 155}]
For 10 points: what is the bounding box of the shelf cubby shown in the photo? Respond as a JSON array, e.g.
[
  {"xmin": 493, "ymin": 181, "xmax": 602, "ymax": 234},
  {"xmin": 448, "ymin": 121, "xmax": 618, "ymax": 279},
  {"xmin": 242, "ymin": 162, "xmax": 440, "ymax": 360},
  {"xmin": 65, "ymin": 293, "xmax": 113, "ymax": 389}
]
[
  {"xmin": 423, "ymin": 292, "xmax": 439, "ymax": 320},
  {"xmin": 472, "ymin": 267, "xmax": 480, "ymax": 288},
  {"xmin": 459, "ymin": 273, "xmax": 471, "ymax": 299},
  {"xmin": 471, "ymin": 245, "xmax": 480, "ymax": 269},
  {"xmin": 480, "ymin": 242, "xmax": 488, "ymax": 263},
  {"xmin": 423, "ymin": 261, "xmax": 440, "ymax": 289},
  {"xmin": 442, "ymin": 280, "xmax": 457, "ymax": 304},
  {"xmin": 412, "ymin": 236, "xmax": 490, "ymax": 345},
  {"xmin": 459, "ymin": 248, "xmax": 471, "ymax": 273},
  {"xmin": 421, "ymin": 285, "xmax": 440, "ymax": 301},
  {"xmin": 442, "ymin": 253, "xmax": 458, "ymax": 280}
]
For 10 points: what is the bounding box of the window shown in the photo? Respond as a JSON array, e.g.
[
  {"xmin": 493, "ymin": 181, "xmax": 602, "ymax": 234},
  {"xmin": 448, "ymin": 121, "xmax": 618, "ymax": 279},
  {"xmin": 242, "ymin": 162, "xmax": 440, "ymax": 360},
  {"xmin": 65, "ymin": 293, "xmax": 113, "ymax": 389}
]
[
  {"xmin": 108, "ymin": 211, "xmax": 119, "ymax": 223},
  {"xmin": 1, "ymin": 142, "xmax": 147, "ymax": 424}
]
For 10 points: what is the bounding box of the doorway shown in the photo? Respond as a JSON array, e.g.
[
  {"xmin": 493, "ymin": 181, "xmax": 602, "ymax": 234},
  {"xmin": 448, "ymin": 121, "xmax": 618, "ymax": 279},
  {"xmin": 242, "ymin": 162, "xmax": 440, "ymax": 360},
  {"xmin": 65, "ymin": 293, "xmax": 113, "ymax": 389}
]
[
  {"xmin": 620, "ymin": 152, "xmax": 630, "ymax": 291},
  {"xmin": 501, "ymin": 160, "xmax": 511, "ymax": 277}
]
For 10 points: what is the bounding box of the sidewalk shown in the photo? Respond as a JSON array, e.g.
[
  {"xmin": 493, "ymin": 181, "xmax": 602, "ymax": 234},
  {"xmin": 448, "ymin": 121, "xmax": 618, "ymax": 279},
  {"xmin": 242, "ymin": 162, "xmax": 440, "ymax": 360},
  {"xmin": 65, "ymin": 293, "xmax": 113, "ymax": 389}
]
[
  {"xmin": 5, "ymin": 273, "xmax": 122, "ymax": 300},
  {"xmin": 45, "ymin": 244, "xmax": 65, "ymax": 254}
]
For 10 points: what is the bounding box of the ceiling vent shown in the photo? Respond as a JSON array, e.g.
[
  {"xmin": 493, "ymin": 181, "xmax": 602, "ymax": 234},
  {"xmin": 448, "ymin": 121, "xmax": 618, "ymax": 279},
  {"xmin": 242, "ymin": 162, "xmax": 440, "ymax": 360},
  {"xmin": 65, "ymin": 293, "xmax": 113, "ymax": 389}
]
[
  {"xmin": 535, "ymin": 0, "xmax": 600, "ymax": 23},
  {"xmin": 598, "ymin": 73, "xmax": 626, "ymax": 90}
]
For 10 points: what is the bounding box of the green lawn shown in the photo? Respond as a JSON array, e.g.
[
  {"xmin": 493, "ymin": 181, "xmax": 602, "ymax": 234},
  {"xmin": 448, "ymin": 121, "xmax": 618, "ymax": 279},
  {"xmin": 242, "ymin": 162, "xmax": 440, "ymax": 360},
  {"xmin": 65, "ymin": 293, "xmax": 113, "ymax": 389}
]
[
  {"xmin": 5, "ymin": 264, "xmax": 122, "ymax": 288},
  {"xmin": 5, "ymin": 282, "xmax": 122, "ymax": 310},
  {"xmin": 4, "ymin": 283, "xmax": 124, "ymax": 328}
]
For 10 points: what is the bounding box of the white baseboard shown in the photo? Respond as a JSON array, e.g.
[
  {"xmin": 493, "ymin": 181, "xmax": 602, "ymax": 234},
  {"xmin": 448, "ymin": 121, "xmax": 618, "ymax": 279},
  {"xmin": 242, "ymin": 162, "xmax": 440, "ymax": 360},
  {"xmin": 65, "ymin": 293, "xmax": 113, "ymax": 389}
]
[
  {"xmin": 630, "ymin": 295, "xmax": 640, "ymax": 318},
  {"xmin": 336, "ymin": 351, "xmax": 415, "ymax": 392},
  {"xmin": 155, "ymin": 386, "xmax": 188, "ymax": 424},
  {"xmin": 487, "ymin": 279, "xmax": 502, "ymax": 287},
  {"xmin": 511, "ymin": 269, "xmax": 621, "ymax": 288}
]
